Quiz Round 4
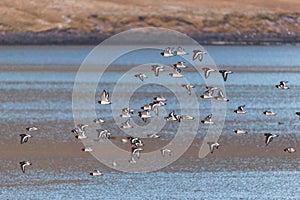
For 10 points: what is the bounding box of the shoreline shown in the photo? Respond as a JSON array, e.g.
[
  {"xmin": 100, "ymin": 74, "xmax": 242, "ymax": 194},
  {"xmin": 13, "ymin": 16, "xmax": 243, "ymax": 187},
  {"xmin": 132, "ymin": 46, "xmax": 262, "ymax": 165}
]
[{"xmin": 0, "ymin": 31, "xmax": 300, "ymax": 46}]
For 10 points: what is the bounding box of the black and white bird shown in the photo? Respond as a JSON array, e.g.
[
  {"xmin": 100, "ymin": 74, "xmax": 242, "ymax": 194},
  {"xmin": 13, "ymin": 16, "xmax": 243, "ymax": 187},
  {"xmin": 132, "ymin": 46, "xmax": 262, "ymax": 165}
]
[
  {"xmin": 264, "ymin": 133, "xmax": 278, "ymax": 146},
  {"xmin": 193, "ymin": 50, "xmax": 207, "ymax": 61},
  {"xmin": 82, "ymin": 147, "xmax": 93, "ymax": 152},
  {"xmin": 219, "ymin": 70, "xmax": 233, "ymax": 81},
  {"xmin": 200, "ymin": 87, "xmax": 217, "ymax": 99},
  {"xmin": 202, "ymin": 68, "xmax": 216, "ymax": 79},
  {"xmin": 284, "ymin": 147, "xmax": 296, "ymax": 153},
  {"xmin": 161, "ymin": 148, "xmax": 172, "ymax": 156},
  {"xmin": 165, "ymin": 111, "xmax": 181, "ymax": 122},
  {"xmin": 147, "ymin": 133, "xmax": 160, "ymax": 138},
  {"xmin": 161, "ymin": 47, "xmax": 175, "ymax": 57},
  {"xmin": 71, "ymin": 124, "xmax": 88, "ymax": 136},
  {"xmin": 181, "ymin": 84, "xmax": 195, "ymax": 95},
  {"xmin": 234, "ymin": 105, "xmax": 247, "ymax": 114},
  {"xmin": 151, "ymin": 101, "xmax": 166, "ymax": 116},
  {"xmin": 153, "ymin": 96, "xmax": 167, "ymax": 102},
  {"xmin": 207, "ymin": 142, "xmax": 220, "ymax": 154},
  {"xmin": 120, "ymin": 108, "xmax": 134, "ymax": 118},
  {"xmin": 19, "ymin": 161, "xmax": 32, "ymax": 173},
  {"xmin": 138, "ymin": 110, "xmax": 151, "ymax": 122},
  {"xmin": 75, "ymin": 131, "xmax": 87, "ymax": 139},
  {"xmin": 176, "ymin": 46, "xmax": 188, "ymax": 56},
  {"xmin": 127, "ymin": 137, "xmax": 144, "ymax": 147},
  {"xmin": 97, "ymin": 129, "xmax": 111, "ymax": 139},
  {"xmin": 135, "ymin": 73, "xmax": 148, "ymax": 81},
  {"xmin": 19, "ymin": 134, "xmax": 32, "ymax": 144},
  {"xmin": 26, "ymin": 127, "xmax": 38, "ymax": 132},
  {"xmin": 97, "ymin": 90, "xmax": 111, "ymax": 105},
  {"xmin": 215, "ymin": 90, "xmax": 229, "ymax": 102},
  {"xmin": 275, "ymin": 81, "xmax": 289, "ymax": 90},
  {"xmin": 234, "ymin": 128, "xmax": 248, "ymax": 134},
  {"xmin": 90, "ymin": 170, "xmax": 103, "ymax": 176},
  {"xmin": 129, "ymin": 146, "xmax": 143, "ymax": 163},
  {"xmin": 93, "ymin": 118, "xmax": 105, "ymax": 124},
  {"xmin": 173, "ymin": 61, "xmax": 187, "ymax": 69},
  {"xmin": 201, "ymin": 114, "xmax": 214, "ymax": 125},
  {"xmin": 120, "ymin": 119, "xmax": 133, "ymax": 129},
  {"xmin": 169, "ymin": 67, "xmax": 183, "ymax": 78},
  {"xmin": 263, "ymin": 110, "xmax": 276, "ymax": 116},
  {"xmin": 151, "ymin": 65, "xmax": 165, "ymax": 76}
]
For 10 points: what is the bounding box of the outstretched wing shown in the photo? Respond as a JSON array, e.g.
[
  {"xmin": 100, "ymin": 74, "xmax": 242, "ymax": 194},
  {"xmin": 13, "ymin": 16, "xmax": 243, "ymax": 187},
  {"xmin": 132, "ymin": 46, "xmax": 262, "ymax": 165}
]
[
  {"xmin": 238, "ymin": 105, "xmax": 245, "ymax": 111},
  {"xmin": 193, "ymin": 51, "xmax": 199, "ymax": 61},
  {"xmin": 101, "ymin": 90, "xmax": 108, "ymax": 101}
]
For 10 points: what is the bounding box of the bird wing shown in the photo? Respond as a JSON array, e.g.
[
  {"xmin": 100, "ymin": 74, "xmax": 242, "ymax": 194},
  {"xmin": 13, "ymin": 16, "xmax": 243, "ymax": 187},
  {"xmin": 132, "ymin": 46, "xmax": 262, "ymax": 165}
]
[
  {"xmin": 125, "ymin": 119, "xmax": 131, "ymax": 126},
  {"xmin": 23, "ymin": 136, "xmax": 29, "ymax": 144},
  {"xmin": 20, "ymin": 163, "xmax": 26, "ymax": 173},
  {"xmin": 101, "ymin": 90, "xmax": 108, "ymax": 101},
  {"xmin": 198, "ymin": 54, "xmax": 203, "ymax": 61},
  {"xmin": 205, "ymin": 114, "xmax": 212, "ymax": 121},
  {"xmin": 238, "ymin": 105, "xmax": 245, "ymax": 111},
  {"xmin": 218, "ymin": 90, "xmax": 225, "ymax": 97},
  {"xmin": 193, "ymin": 51, "xmax": 199, "ymax": 60},
  {"xmin": 154, "ymin": 67, "xmax": 160, "ymax": 76},
  {"xmin": 122, "ymin": 108, "xmax": 129, "ymax": 114},
  {"xmin": 152, "ymin": 104, "xmax": 159, "ymax": 116}
]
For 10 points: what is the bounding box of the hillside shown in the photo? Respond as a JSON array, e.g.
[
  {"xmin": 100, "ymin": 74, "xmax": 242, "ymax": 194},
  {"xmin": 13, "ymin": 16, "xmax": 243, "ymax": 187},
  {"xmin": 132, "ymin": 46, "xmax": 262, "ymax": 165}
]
[{"xmin": 1, "ymin": 0, "xmax": 300, "ymax": 44}]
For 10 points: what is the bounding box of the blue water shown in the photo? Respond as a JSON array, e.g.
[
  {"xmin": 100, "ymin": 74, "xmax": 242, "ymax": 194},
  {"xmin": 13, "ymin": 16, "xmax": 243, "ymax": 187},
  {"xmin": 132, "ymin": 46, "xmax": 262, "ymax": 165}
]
[
  {"xmin": 1, "ymin": 170, "xmax": 299, "ymax": 199},
  {"xmin": 0, "ymin": 46, "xmax": 299, "ymax": 199}
]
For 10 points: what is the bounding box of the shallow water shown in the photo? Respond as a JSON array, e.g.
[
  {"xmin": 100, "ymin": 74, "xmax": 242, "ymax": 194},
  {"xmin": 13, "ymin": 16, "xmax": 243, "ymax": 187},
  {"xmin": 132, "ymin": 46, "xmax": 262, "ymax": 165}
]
[
  {"xmin": 0, "ymin": 46, "xmax": 299, "ymax": 199},
  {"xmin": 1, "ymin": 170, "xmax": 299, "ymax": 199}
]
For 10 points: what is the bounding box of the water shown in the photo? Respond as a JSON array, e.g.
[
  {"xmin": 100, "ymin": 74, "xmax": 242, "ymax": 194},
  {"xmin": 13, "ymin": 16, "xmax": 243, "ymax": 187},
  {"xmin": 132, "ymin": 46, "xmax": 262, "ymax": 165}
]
[
  {"xmin": 1, "ymin": 171, "xmax": 299, "ymax": 199},
  {"xmin": 0, "ymin": 46, "xmax": 299, "ymax": 199}
]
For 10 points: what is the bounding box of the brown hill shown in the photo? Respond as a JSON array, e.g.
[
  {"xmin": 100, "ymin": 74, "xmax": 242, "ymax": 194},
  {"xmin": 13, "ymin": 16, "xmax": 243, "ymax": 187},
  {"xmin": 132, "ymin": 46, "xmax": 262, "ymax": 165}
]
[{"xmin": 1, "ymin": 0, "xmax": 300, "ymax": 44}]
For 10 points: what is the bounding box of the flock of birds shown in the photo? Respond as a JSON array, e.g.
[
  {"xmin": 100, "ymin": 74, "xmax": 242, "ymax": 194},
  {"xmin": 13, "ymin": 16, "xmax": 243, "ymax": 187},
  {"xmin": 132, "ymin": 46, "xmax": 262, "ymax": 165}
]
[{"xmin": 18, "ymin": 47, "xmax": 298, "ymax": 175}]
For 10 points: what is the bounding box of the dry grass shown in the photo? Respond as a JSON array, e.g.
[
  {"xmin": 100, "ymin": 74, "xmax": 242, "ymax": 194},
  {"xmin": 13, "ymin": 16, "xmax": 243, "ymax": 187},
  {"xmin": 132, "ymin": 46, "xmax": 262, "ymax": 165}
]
[{"xmin": 0, "ymin": 0, "xmax": 300, "ymax": 34}]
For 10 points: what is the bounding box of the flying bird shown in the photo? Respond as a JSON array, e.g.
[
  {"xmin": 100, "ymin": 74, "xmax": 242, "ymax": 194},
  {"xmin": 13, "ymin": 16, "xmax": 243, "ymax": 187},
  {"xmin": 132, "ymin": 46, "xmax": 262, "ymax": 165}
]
[
  {"xmin": 176, "ymin": 47, "xmax": 188, "ymax": 56},
  {"xmin": 264, "ymin": 133, "xmax": 278, "ymax": 146},
  {"xmin": 182, "ymin": 84, "xmax": 195, "ymax": 95},
  {"xmin": 134, "ymin": 73, "xmax": 148, "ymax": 81},
  {"xmin": 207, "ymin": 142, "xmax": 220, "ymax": 154},
  {"xmin": 193, "ymin": 50, "xmax": 207, "ymax": 61},
  {"xmin": 202, "ymin": 68, "xmax": 216, "ymax": 79},
  {"xmin": 120, "ymin": 119, "xmax": 133, "ymax": 129},
  {"xmin": 263, "ymin": 110, "xmax": 276, "ymax": 116},
  {"xmin": 90, "ymin": 170, "xmax": 103, "ymax": 176},
  {"xmin": 97, "ymin": 90, "xmax": 111, "ymax": 105},
  {"xmin": 161, "ymin": 149, "xmax": 172, "ymax": 156},
  {"xmin": 201, "ymin": 114, "xmax": 214, "ymax": 125},
  {"xmin": 161, "ymin": 47, "xmax": 174, "ymax": 57},
  {"xmin": 234, "ymin": 129, "xmax": 248, "ymax": 134},
  {"xmin": 284, "ymin": 147, "xmax": 296, "ymax": 153},
  {"xmin": 275, "ymin": 81, "xmax": 289, "ymax": 90},
  {"xmin": 120, "ymin": 108, "xmax": 134, "ymax": 118},
  {"xmin": 215, "ymin": 90, "xmax": 229, "ymax": 102},
  {"xmin": 165, "ymin": 111, "xmax": 181, "ymax": 122},
  {"xmin": 234, "ymin": 105, "xmax": 247, "ymax": 114},
  {"xmin": 219, "ymin": 70, "xmax": 233, "ymax": 81},
  {"xmin": 151, "ymin": 65, "xmax": 164, "ymax": 76},
  {"xmin": 173, "ymin": 61, "xmax": 187, "ymax": 69},
  {"xmin": 169, "ymin": 67, "xmax": 183, "ymax": 78},
  {"xmin": 26, "ymin": 127, "xmax": 38, "ymax": 132},
  {"xmin": 19, "ymin": 134, "xmax": 32, "ymax": 144},
  {"xmin": 19, "ymin": 161, "xmax": 32, "ymax": 173}
]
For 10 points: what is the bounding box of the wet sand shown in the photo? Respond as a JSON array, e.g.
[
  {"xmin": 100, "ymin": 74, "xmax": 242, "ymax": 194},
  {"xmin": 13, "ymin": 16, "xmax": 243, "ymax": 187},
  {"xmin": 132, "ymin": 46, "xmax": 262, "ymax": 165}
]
[{"xmin": 1, "ymin": 131, "xmax": 299, "ymax": 175}]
